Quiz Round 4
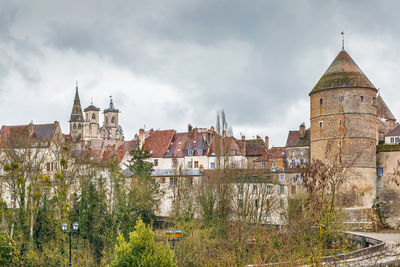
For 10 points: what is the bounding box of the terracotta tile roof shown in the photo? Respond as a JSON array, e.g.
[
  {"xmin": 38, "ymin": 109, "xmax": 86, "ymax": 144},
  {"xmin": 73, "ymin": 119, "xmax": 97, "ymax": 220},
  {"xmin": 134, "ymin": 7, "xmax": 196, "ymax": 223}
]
[
  {"xmin": 386, "ymin": 124, "xmax": 400, "ymax": 137},
  {"xmin": 377, "ymin": 95, "xmax": 396, "ymax": 121},
  {"xmin": 246, "ymin": 139, "xmax": 266, "ymax": 156},
  {"xmin": 143, "ymin": 130, "xmax": 175, "ymax": 158},
  {"xmin": 285, "ymin": 129, "xmax": 310, "ymax": 147},
  {"xmin": 184, "ymin": 132, "xmax": 207, "ymax": 156},
  {"xmin": 164, "ymin": 132, "xmax": 188, "ymax": 158},
  {"xmin": 311, "ymin": 50, "xmax": 376, "ymax": 94},
  {"xmin": 0, "ymin": 123, "xmax": 59, "ymax": 147},
  {"xmin": 208, "ymin": 136, "xmax": 242, "ymax": 156},
  {"xmin": 255, "ymin": 147, "xmax": 285, "ymax": 162}
]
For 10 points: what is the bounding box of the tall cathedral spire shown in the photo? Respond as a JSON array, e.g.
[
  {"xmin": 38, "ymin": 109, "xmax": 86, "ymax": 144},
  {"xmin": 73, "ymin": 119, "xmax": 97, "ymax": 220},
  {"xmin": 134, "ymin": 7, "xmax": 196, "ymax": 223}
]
[{"xmin": 70, "ymin": 82, "xmax": 84, "ymax": 122}]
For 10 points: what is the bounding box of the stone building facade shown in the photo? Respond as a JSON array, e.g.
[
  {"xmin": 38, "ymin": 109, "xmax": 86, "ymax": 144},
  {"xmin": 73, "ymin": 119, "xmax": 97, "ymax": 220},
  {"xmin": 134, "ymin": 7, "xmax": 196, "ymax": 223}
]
[
  {"xmin": 309, "ymin": 49, "xmax": 378, "ymax": 207},
  {"xmin": 69, "ymin": 84, "xmax": 123, "ymax": 141}
]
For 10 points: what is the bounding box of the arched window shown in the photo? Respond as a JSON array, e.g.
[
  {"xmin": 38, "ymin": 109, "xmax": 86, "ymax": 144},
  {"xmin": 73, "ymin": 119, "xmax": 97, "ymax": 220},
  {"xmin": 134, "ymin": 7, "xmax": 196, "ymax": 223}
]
[
  {"xmin": 78, "ymin": 123, "xmax": 82, "ymax": 129},
  {"xmin": 320, "ymin": 98, "xmax": 323, "ymax": 105},
  {"xmin": 73, "ymin": 124, "xmax": 76, "ymax": 129},
  {"xmin": 92, "ymin": 114, "xmax": 96, "ymax": 120},
  {"xmin": 111, "ymin": 116, "xmax": 116, "ymax": 123}
]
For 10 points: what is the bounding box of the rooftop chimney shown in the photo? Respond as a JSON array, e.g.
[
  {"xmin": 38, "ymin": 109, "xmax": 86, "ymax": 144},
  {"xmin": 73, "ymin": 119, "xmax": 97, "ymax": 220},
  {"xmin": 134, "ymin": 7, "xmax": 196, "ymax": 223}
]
[
  {"xmin": 241, "ymin": 135, "xmax": 246, "ymax": 155},
  {"xmin": 299, "ymin": 123, "xmax": 306, "ymax": 139},
  {"xmin": 139, "ymin": 128, "xmax": 145, "ymax": 149},
  {"xmin": 265, "ymin": 136, "xmax": 269, "ymax": 150}
]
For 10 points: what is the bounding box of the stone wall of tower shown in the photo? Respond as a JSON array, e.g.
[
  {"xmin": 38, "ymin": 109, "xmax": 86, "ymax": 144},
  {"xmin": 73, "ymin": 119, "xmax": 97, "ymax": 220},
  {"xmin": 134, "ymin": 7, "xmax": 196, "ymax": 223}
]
[
  {"xmin": 310, "ymin": 87, "xmax": 378, "ymax": 207},
  {"xmin": 83, "ymin": 110, "xmax": 100, "ymax": 140},
  {"xmin": 70, "ymin": 121, "xmax": 83, "ymax": 140}
]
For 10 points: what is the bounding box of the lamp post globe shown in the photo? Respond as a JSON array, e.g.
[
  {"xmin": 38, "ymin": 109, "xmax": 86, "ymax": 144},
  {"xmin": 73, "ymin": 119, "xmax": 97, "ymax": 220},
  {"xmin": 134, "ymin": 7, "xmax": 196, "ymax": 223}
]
[
  {"xmin": 72, "ymin": 222, "xmax": 79, "ymax": 231},
  {"xmin": 62, "ymin": 222, "xmax": 68, "ymax": 232}
]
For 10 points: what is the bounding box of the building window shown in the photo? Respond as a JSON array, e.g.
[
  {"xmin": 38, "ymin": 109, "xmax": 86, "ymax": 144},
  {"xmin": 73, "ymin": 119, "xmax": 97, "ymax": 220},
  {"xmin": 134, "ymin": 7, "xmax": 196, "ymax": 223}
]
[
  {"xmin": 230, "ymin": 150, "xmax": 237, "ymax": 156},
  {"xmin": 391, "ymin": 137, "xmax": 395, "ymax": 144},
  {"xmin": 197, "ymin": 149, "xmax": 203, "ymax": 155},
  {"xmin": 373, "ymin": 97, "xmax": 377, "ymax": 106},
  {"xmin": 194, "ymin": 161, "xmax": 199, "ymax": 168},
  {"xmin": 360, "ymin": 96, "xmax": 364, "ymax": 102},
  {"xmin": 177, "ymin": 148, "xmax": 181, "ymax": 152},
  {"xmin": 73, "ymin": 124, "xmax": 76, "ymax": 129},
  {"xmin": 319, "ymin": 121, "xmax": 323, "ymax": 128},
  {"xmin": 160, "ymin": 177, "xmax": 165, "ymax": 183},
  {"xmin": 279, "ymin": 185, "xmax": 285, "ymax": 194},
  {"xmin": 396, "ymin": 137, "xmax": 399, "ymax": 144},
  {"xmin": 210, "ymin": 162, "xmax": 215, "ymax": 169},
  {"xmin": 300, "ymin": 159, "xmax": 304, "ymax": 166},
  {"xmin": 300, "ymin": 150, "xmax": 304, "ymax": 156},
  {"xmin": 378, "ymin": 168, "xmax": 383, "ymax": 177},
  {"xmin": 339, "ymin": 96, "xmax": 344, "ymax": 103},
  {"xmin": 253, "ymin": 185, "xmax": 258, "ymax": 194},
  {"xmin": 291, "ymin": 160, "xmax": 295, "ymax": 167},
  {"xmin": 279, "ymin": 173, "xmax": 285, "ymax": 182},
  {"xmin": 320, "ymin": 98, "xmax": 323, "ymax": 105},
  {"xmin": 291, "ymin": 151, "xmax": 295, "ymax": 157},
  {"xmin": 92, "ymin": 114, "xmax": 96, "ymax": 119},
  {"xmin": 255, "ymin": 199, "xmax": 259, "ymax": 207},
  {"xmin": 299, "ymin": 175, "xmax": 304, "ymax": 182},
  {"xmin": 188, "ymin": 149, "xmax": 194, "ymax": 156},
  {"xmin": 187, "ymin": 177, "xmax": 193, "ymax": 185},
  {"xmin": 188, "ymin": 161, "xmax": 193, "ymax": 169},
  {"xmin": 170, "ymin": 177, "xmax": 177, "ymax": 186},
  {"xmin": 111, "ymin": 116, "xmax": 116, "ymax": 123},
  {"xmin": 272, "ymin": 162, "xmax": 277, "ymax": 168},
  {"xmin": 261, "ymin": 162, "xmax": 266, "ymax": 169},
  {"xmin": 266, "ymin": 185, "xmax": 273, "ymax": 194},
  {"xmin": 266, "ymin": 212, "xmax": 271, "ymax": 222},
  {"xmin": 339, "ymin": 120, "xmax": 342, "ymax": 126},
  {"xmin": 338, "ymin": 140, "xmax": 342, "ymax": 147},
  {"xmin": 154, "ymin": 159, "xmax": 158, "ymax": 166},
  {"xmin": 78, "ymin": 123, "xmax": 82, "ymax": 129}
]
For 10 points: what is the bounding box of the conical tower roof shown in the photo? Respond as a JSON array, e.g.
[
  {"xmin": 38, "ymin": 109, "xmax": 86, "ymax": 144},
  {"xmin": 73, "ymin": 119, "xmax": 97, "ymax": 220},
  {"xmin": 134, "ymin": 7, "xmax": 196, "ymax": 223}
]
[
  {"xmin": 310, "ymin": 50, "xmax": 376, "ymax": 94},
  {"xmin": 70, "ymin": 85, "xmax": 84, "ymax": 122},
  {"xmin": 377, "ymin": 95, "xmax": 396, "ymax": 121}
]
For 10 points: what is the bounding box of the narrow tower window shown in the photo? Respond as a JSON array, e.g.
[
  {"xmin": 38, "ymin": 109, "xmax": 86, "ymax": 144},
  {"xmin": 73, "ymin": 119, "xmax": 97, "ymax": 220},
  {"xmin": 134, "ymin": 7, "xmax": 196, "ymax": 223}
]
[
  {"xmin": 92, "ymin": 114, "xmax": 96, "ymax": 120},
  {"xmin": 319, "ymin": 121, "xmax": 323, "ymax": 128},
  {"xmin": 320, "ymin": 98, "xmax": 323, "ymax": 105},
  {"xmin": 360, "ymin": 96, "xmax": 364, "ymax": 102},
  {"xmin": 372, "ymin": 97, "xmax": 377, "ymax": 105},
  {"xmin": 111, "ymin": 116, "xmax": 116, "ymax": 123},
  {"xmin": 73, "ymin": 124, "xmax": 76, "ymax": 129},
  {"xmin": 339, "ymin": 96, "xmax": 344, "ymax": 103}
]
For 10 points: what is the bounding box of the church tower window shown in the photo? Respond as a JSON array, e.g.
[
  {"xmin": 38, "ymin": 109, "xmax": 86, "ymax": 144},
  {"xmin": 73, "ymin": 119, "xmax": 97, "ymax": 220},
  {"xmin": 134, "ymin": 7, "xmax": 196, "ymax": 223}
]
[
  {"xmin": 111, "ymin": 116, "xmax": 115, "ymax": 123},
  {"xmin": 73, "ymin": 124, "xmax": 76, "ymax": 129},
  {"xmin": 92, "ymin": 114, "xmax": 96, "ymax": 120}
]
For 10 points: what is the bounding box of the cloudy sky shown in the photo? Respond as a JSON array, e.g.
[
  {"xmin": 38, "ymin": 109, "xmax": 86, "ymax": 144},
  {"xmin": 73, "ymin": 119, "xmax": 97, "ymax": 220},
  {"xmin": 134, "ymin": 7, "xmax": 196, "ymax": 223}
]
[{"xmin": 1, "ymin": 0, "xmax": 400, "ymax": 146}]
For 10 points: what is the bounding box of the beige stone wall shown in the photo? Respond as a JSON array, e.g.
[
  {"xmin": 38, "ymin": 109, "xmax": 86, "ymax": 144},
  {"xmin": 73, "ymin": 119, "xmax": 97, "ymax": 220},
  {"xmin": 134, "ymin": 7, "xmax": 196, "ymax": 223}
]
[
  {"xmin": 310, "ymin": 87, "xmax": 377, "ymax": 208},
  {"xmin": 376, "ymin": 151, "xmax": 400, "ymax": 228}
]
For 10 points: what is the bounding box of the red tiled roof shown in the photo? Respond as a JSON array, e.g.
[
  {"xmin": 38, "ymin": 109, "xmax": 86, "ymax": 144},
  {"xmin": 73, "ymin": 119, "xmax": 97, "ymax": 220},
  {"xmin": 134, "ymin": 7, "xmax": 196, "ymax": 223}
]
[
  {"xmin": 164, "ymin": 132, "xmax": 188, "ymax": 158},
  {"xmin": 0, "ymin": 123, "xmax": 59, "ymax": 147},
  {"xmin": 208, "ymin": 135, "xmax": 242, "ymax": 156},
  {"xmin": 143, "ymin": 130, "xmax": 175, "ymax": 158},
  {"xmin": 285, "ymin": 129, "xmax": 310, "ymax": 147},
  {"xmin": 254, "ymin": 147, "xmax": 285, "ymax": 162}
]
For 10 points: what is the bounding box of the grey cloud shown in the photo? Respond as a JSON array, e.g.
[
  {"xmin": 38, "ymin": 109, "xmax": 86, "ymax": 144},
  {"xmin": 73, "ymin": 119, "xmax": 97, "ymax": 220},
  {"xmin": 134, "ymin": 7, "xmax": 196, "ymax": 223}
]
[{"xmin": 1, "ymin": 0, "xmax": 400, "ymax": 145}]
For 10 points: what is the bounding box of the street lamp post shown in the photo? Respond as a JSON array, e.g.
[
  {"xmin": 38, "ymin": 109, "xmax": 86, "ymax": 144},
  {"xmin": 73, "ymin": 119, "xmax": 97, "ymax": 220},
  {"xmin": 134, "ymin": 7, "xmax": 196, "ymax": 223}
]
[
  {"xmin": 62, "ymin": 222, "xmax": 79, "ymax": 267},
  {"xmin": 165, "ymin": 229, "xmax": 182, "ymax": 262}
]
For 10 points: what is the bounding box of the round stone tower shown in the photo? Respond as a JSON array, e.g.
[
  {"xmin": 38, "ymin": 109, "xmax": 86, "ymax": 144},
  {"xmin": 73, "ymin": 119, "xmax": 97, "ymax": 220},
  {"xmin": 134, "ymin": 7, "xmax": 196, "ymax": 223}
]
[{"xmin": 309, "ymin": 49, "xmax": 378, "ymax": 207}]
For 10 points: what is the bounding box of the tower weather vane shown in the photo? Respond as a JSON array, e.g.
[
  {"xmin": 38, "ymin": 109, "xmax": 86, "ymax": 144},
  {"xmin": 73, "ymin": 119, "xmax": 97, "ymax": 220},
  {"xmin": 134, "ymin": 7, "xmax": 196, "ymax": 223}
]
[{"xmin": 341, "ymin": 31, "xmax": 344, "ymax": 50}]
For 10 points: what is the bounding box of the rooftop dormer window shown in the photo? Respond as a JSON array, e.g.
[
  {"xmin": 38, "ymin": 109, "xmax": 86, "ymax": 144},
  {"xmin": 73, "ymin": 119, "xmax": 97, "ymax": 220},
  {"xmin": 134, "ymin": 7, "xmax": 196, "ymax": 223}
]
[
  {"xmin": 188, "ymin": 149, "xmax": 194, "ymax": 156},
  {"xmin": 197, "ymin": 148, "xmax": 203, "ymax": 155},
  {"xmin": 193, "ymin": 140, "xmax": 197, "ymax": 144}
]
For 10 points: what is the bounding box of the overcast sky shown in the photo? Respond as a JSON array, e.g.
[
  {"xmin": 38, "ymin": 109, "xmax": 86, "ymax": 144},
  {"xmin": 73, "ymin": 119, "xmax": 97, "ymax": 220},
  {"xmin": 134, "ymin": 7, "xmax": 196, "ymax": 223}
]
[{"xmin": 1, "ymin": 0, "xmax": 400, "ymax": 146}]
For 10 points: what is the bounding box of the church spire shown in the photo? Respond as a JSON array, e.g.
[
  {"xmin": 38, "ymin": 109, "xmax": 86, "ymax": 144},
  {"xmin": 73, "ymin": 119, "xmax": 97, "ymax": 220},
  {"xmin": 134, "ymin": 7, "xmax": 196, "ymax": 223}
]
[{"xmin": 70, "ymin": 81, "xmax": 84, "ymax": 122}]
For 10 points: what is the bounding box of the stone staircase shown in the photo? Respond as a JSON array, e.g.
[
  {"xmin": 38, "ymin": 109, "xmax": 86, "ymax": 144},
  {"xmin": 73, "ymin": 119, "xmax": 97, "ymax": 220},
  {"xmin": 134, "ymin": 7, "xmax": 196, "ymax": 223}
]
[{"xmin": 342, "ymin": 208, "xmax": 381, "ymax": 232}]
